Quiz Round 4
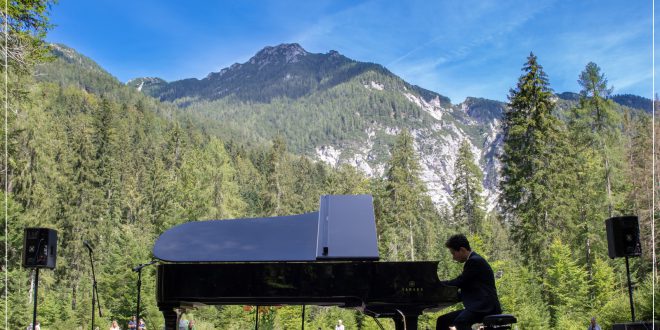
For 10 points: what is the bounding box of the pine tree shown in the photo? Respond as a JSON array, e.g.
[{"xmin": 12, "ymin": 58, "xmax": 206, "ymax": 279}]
[
  {"xmin": 325, "ymin": 163, "xmax": 370, "ymax": 195},
  {"xmin": 589, "ymin": 257, "xmax": 617, "ymax": 312},
  {"xmin": 568, "ymin": 62, "xmax": 626, "ymax": 286},
  {"xmin": 495, "ymin": 259, "xmax": 550, "ymax": 329},
  {"xmin": 498, "ymin": 52, "xmax": 564, "ymax": 266},
  {"xmin": 544, "ymin": 239, "xmax": 590, "ymax": 328},
  {"xmin": 575, "ymin": 62, "xmax": 620, "ymax": 217},
  {"xmin": 204, "ymin": 138, "xmax": 246, "ymax": 218},
  {"xmin": 382, "ymin": 129, "xmax": 436, "ymax": 261},
  {"xmin": 93, "ymin": 97, "xmax": 121, "ymax": 221},
  {"xmin": 451, "ymin": 140, "xmax": 485, "ymax": 234},
  {"xmin": 1, "ymin": 0, "xmax": 54, "ymax": 75},
  {"xmin": 232, "ymin": 153, "xmax": 267, "ymax": 217},
  {"xmin": 263, "ymin": 136, "xmax": 295, "ymax": 216},
  {"xmin": 1, "ymin": 0, "xmax": 56, "ymax": 199},
  {"xmin": 290, "ymin": 156, "xmax": 323, "ymax": 213}
]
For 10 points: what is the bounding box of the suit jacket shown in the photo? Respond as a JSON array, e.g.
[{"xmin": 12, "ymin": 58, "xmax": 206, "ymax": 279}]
[{"xmin": 440, "ymin": 252, "xmax": 502, "ymax": 314}]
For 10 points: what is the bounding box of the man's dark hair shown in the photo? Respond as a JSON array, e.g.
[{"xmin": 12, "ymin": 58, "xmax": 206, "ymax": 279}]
[{"xmin": 445, "ymin": 234, "xmax": 471, "ymax": 251}]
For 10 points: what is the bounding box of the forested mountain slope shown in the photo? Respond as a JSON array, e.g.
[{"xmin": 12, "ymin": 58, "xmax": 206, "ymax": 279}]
[{"xmin": 128, "ymin": 43, "xmax": 651, "ymax": 211}]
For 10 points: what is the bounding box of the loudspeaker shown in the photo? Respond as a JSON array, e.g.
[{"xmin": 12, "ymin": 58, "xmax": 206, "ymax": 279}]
[
  {"xmin": 612, "ymin": 321, "xmax": 658, "ymax": 329},
  {"xmin": 22, "ymin": 228, "xmax": 57, "ymax": 269},
  {"xmin": 605, "ymin": 216, "xmax": 641, "ymax": 259}
]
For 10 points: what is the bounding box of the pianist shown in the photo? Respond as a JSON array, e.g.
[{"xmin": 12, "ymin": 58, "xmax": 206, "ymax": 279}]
[{"xmin": 436, "ymin": 234, "xmax": 502, "ymax": 330}]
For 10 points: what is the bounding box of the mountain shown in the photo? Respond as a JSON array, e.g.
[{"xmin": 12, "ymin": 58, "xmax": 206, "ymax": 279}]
[
  {"xmin": 128, "ymin": 43, "xmax": 452, "ymax": 107},
  {"xmin": 126, "ymin": 43, "xmax": 503, "ymax": 209},
  {"xmin": 556, "ymin": 91, "xmax": 580, "ymax": 102},
  {"xmin": 84, "ymin": 42, "xmax": 648, "ymax": 211},
  {"xmin": 37, "ymin": 43, "xmax": 122, "ymax": 94},
  {"xmin": 556, "ymin": 91, "xmax": 653, "ymax": 113},
  {"xmin": 611, "ymin": 94, "xmax": 653, "ymax": 113}
]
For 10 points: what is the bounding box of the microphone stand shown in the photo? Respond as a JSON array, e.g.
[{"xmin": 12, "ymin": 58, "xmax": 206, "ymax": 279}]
[
  {"xmin": 134, "ymin": 260, "xmax": 158, "ymax": 325},
  {"xmin": 84, "ymin": 242, "xmax": 103, "ymax": 330}
]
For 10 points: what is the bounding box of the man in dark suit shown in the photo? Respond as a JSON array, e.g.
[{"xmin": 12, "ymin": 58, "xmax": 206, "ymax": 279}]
[{"xmin": 436, "ymin": 234, "xmax": 501, "ymax": 330}]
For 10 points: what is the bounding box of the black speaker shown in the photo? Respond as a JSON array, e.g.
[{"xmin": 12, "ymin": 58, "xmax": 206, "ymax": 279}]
[
  {"xmin": 22, "ymin": 228, "xmax": 57, "ymax": 269},
  {"xmin": 612, "ymin": 321, "xmax": 658, "ymax": 329},
  {"xmin": 605, "ymin": 216, "xmax": 641, "ymax": 259}
]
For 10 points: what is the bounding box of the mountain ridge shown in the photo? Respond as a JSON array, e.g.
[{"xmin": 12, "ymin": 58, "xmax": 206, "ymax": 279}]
[
  {"xmin": 124, "ymin": 43, "xmax": 505, "ymax": 208},
  {"xmin": 127, "ymin": 43, "xmax": 453, "ymax": 108},
  {"xmin": 43, "ymin": 43, "xmax": 652, "ymax": 210}
]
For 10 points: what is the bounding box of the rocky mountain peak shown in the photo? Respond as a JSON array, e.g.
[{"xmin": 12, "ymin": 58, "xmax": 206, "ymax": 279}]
[
  {"xmin": 461, "ymin": 97, "xmax": 505, "ymax": 123},
  {"xmin": 50, "ymin": 43, "xmax": 78, "ymax": 62},
  {"xmin": 47, "ymin": 43, "xmax": 115, "ymax": 79},
  {"xmin": 127, "ymin": 77, "xmax": 166, "ymax": 84},
  {"xmin": 249, "ymin": 43, "xmax": 309, "ymax": 67},
  {"xmin": 125, "ymin": 77, "xmax": 168, "ymax": 92}
]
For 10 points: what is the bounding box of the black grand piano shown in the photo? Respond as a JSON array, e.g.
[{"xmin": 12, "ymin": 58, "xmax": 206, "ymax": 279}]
[{"xmin": 154, "ymin": 195, "xmax": 459, "ymax": 330}]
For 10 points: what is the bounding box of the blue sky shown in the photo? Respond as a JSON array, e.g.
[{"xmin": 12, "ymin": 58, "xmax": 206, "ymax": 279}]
[{"xmin": 46, "ymin": 0, "xmax": 655, "ymax": 103}]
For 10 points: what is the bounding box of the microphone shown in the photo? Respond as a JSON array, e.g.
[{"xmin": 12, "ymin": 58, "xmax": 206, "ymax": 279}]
[
  {"xmin": 83, "ymin": 240, "xmax": 93, "ymax": 252},
  {"xmin": 133, "ymin": 260, "xmax": 158, "ymax": 272}
]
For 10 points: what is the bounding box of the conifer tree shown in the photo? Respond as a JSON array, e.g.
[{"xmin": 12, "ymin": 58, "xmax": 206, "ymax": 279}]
[
  {"xmin": 325, "ymin": 163, "xmax": 370, "ymax": 195},
  {"xmin": 622, "ymin": 106, "xmax": 656, "ymax": 268},
  {"xmin": 1, "ymin": 0, "xmax": 54, "ymax": 75},
  {"xmin": 290, "ymin": 156, "xmax": 323, "ymax": 213},
  {"xmin": 144, "ymin": 157, "xmax": 177, "ymax": 230},
  {"xmin": 163, "ymin": 122, "xmax": 184, "ymax": 173},
  {"xmin": 575, "ymin": 62, "xmax": 620, "ymax": 217},
  {"xmin": 209, "ymin": 138, "xmax": 247, "ymax": 218},
  {"xmin": 495, "ymin": 259, "xmax": 550, "ymax": 329},
  {"xmin": 544, "ymin": 239, "xmax": 590, "ymax": 328},
  {"xmin": 1, "ymin": 0, "xmax": 56, "ymax": 198},
  {"xmin": 568, "ymin": 63, "xmax": 625, "ymax": 284},
  {"xmin": 383, "ymin": 129, "xmax": 436, "ymax": 261},
  {"xmin": 589, "ymin": 257, "xmax": 617, "ymax": 312},
  {"xmin": 93, "ymin": 97, "xmax": 121, "ymax": 220},
  {"xmin": 451, "ymin": 140, "xmax": 485, "ymax": 234},
  {"xmin": 232, "ymin": 153, "xmax": 267, "ymax": 217},
  {"xmin": 499, "ymin": 53, "xmax": 564, "ymax": 265},
  {"xmin": 263, "ymin": 136, "xmax": 294, "ymax": 215}
]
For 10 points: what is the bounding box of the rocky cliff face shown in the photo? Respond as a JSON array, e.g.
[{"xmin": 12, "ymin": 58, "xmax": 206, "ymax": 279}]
[{"xmin": 313, "ymin": 92, "xmax": 505, "ymax": 210}]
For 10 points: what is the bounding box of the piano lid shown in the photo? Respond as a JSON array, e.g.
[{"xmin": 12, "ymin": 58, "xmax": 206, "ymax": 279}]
[{"xmin": 153, "ymin": 194, "xmax": 379, "ymax": 262}]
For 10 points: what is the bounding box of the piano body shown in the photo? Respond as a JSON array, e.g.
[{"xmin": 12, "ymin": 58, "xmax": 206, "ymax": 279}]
[{"xmin": 154, "ymin": 195, "xmax": 459, "ymax": 330}]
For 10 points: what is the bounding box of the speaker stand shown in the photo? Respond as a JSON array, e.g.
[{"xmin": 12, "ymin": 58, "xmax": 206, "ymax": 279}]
[
  {"xmin": 625, "ymin": 256, "xmax": 635, "ymax": 322},
  {"xmin": 32, "ymin": 268, "xmax": 39, "ymax": 330}
]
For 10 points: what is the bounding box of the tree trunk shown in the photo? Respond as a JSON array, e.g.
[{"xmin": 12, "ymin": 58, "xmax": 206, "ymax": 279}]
[
  {"xmin": 409, "ymin": 219, "xmax": 415, "ymax": 261},
  {"xmin": 604, "ymin": 154, "xmax": 613, "ymax": 217},
  {"xmin": 586, "ymin": 236, "xmax": 593, "ymax": 299},
  {"xmin": 393, "ymin": 234, "xmax": 398, "ymax": 261},
  {"xmin": 72, "ymin": 282, "xmax": 77, "ymax": 310}
]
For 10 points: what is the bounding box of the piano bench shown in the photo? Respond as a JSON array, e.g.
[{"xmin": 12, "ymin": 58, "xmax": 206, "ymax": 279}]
[{"xmin": 482, "ymin": 314, "xmax": 517, "ymax": 329}]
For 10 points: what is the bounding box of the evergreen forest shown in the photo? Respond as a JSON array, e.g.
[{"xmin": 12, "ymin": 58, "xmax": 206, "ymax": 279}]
[{"xmin": 1, "ymin": 2, "xmax": 658, "ymax": 329}]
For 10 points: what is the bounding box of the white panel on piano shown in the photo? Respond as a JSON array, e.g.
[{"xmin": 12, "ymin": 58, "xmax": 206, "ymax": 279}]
[{"xmin": 316, "ymin": 195, "xmax": 380, "ymax": 260}]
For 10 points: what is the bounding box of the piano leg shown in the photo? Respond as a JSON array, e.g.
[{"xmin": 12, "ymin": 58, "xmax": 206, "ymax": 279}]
[
  {"xmin": 160, "ymin": 307, "xmax": 179, "ymax": 330},
  {"xmin": 393, "ymin": 312, "xmax": 419, "ymax": 330}
]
